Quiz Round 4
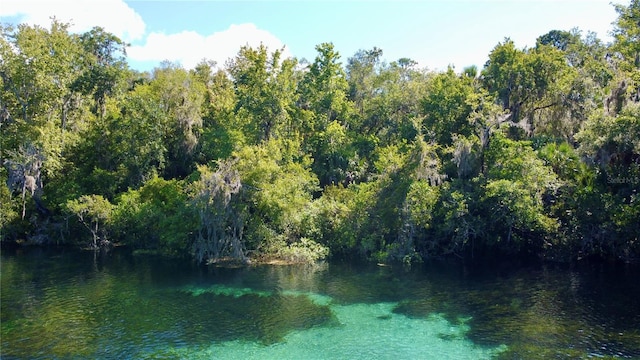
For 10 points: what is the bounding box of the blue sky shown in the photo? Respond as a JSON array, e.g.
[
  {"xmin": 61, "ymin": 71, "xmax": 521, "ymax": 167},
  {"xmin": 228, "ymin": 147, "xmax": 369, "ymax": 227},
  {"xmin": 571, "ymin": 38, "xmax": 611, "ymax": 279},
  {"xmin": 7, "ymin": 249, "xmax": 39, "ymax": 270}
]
[{"xmin": 1, "ymin": 0, "xmax": 626, "ymax": 72}]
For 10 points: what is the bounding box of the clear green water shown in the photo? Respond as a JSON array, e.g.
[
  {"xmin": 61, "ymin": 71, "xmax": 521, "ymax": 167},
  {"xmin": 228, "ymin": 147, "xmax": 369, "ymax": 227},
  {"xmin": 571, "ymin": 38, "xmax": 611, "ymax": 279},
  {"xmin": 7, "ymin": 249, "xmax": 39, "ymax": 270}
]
[{"xmin": 1, "ymin": 248, "xmax": 639, "ymax": 359}]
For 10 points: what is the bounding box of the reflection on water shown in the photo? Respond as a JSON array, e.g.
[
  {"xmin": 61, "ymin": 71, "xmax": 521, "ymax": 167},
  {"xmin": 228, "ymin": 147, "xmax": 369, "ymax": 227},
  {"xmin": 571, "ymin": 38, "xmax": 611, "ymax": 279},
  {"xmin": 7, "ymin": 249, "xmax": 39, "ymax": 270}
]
[{"xmin": 1, "ymin": 247, "xmax": 639, "ymax": 359}]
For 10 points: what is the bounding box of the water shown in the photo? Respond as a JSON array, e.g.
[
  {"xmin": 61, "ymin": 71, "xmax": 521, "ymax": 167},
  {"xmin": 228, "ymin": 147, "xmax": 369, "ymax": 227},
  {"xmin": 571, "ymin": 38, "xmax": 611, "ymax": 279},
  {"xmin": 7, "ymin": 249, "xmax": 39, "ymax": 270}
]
[{"xmin": 1, "ymin": 248, "xmax": 639, "ymax": 359}]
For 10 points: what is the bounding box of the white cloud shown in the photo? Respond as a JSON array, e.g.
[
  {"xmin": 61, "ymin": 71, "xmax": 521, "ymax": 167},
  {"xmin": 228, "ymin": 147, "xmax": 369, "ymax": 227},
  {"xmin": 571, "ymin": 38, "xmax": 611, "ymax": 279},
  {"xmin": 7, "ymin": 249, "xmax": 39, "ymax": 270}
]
[
  {"xmin": 0, "ymin": 0, "xmax": 145, "ymax": 41},
  {"xmin": 127, "ymin": 23, "xmax": 291, "ymax": 70},
  {"xmin": 0, "ymin": 1, "xmax": 290, "ymax": 71}
]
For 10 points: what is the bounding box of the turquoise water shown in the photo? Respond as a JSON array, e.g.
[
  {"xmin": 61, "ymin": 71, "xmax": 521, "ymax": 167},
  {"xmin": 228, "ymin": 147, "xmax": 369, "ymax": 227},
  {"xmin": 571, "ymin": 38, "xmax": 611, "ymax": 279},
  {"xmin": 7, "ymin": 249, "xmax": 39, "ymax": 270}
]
[{"xmin": 1, "ymin": 248, "xmax": 639, "ymax": 359}]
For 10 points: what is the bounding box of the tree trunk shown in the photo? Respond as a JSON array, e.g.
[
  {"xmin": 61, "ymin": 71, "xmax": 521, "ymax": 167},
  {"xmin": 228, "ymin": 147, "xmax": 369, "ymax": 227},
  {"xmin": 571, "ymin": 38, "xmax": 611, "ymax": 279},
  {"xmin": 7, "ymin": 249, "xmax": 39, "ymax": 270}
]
[{"xmin": 92, "ymin": 220, "xmax": 99, "ymax": 249}]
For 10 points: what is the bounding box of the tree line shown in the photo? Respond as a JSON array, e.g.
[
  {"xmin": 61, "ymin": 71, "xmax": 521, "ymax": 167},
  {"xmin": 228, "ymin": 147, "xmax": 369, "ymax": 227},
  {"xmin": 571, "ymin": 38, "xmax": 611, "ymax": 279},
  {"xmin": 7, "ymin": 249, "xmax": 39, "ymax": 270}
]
[{"xmin": 2, "ymin": 1, "xmax": 639, "ymax": 264}]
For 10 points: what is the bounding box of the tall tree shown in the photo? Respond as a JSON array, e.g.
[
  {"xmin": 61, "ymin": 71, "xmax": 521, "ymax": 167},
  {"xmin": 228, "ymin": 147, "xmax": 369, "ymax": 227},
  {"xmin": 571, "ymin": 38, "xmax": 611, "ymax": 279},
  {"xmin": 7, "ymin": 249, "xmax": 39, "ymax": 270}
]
[
  {"xmin": 422, "ymin": 68, "xmax": 476, "ymax": 145},
  {"xmin": 608, "ymin": 0, "xmax": 640, "ymax": 113},
  {"xmin": 150, "ymin": 62, "xmax": 206, "ymax": 178},
  {"xmin": 227, "ymin": 45, "xmax": 297, "ymax": 143},
  {"xmin": 346, "ymin": 47, "xmax": 383, "ymax": 116},
  {"xmin": 357, "ymin": 57, "xmax": 427, "ymax": 146},
  {"xmin": 612, "ymin": 0, "xmax": 640, "ymax": 70},
  {"xmin": 196, "ymin": 63, "xmax": 241, "ymax": 163},
  {"xmin": 482, "ymin": 39, "xmax": 571, "ymax": 135},
  {"xmin": 1, "ymin": 21, "xmax": 85, "ymax": 225},
  {"xmin": 298, "ymin": 43, "xmax": 355, "ymax": 185},
  {"xmin": 535, "ymin": 29, "xmax": 610, "ymax": 139},
  {"xmin": 73, "ymin": 81, "xmax": 168, "ymax": 196},
  {"xmin": 71, "ymin": 27, "xmax": 128, "ymax": 119},
  {"xmin": 298, "ymin": 43, "xmax": 352, "ymax": 133}
]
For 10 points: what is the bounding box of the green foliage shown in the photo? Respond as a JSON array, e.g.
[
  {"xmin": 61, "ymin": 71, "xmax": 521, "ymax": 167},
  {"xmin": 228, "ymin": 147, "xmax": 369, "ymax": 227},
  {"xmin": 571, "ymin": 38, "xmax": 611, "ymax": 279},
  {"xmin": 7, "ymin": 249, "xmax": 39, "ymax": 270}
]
[
  {"xmin": 0, "ymin": 21, "xmax": 81, "ymax": 128},
  {"xmin": 537, "ymin": 30, "xmax": 579, "ymax": 51},
  {"xmin": 346, "ymin": 53, "xmax": 427, "ymax": 156},
  {"xmin": 308, "ymin": 182, "xmax": 380, "ymax": 258},
  {"xmin": 150, "ymin": 63, "xmax": 206, "ymax": 178},
  {"xmin": 373, "ymin": 143, "xmax": 409, "ymax": 175},
  {"xmin": 72, "ymin": 26, "xmax": 128, "ymax": 118},
  {"xmin": 308, "ymin": 138, "xmax": 429, "ymax": 262},
  {"xmin": 197, "ymin": 68, "xmax": 243, "ymax": 162},
  {"xmin": 77, "ymin": 83, "xmax": 167, "ymax": 193},
  {"xmin": 227, "ymin": 45, "xmax": 298, "ymax": 143},
  {"xmin": 537, "ymin": 141, "xmax": 590, "ymax": 184},
  {"xmin": 485, "ymin": 132, "xmax": 559, "ymax": 194},
  {"xmin": 405, "ymin": 180, "xmax": 440, "ymax": 230},
  {"xmin": 422, "ymin": 68, "xmax": 475, "ymax": 145},
  {"xmin": 576, "ymin": 104, "xmax": 640, "ymax": 182},
  {"xmin": 298, "ymin": 43, "xmax": 352, "ymax": 130},
  {"xmin": 297, "ymin": 43, "xmax": 358, "ymax": 186},
  {"xmin": 427, "ymin": 183, "xmax": 478, "ymax": 257},
  {"xmin": 1, "ymin": 21, "xmax": 87, "ymax": 229},
  {"xmin": 482, "ymin": 179, "xmax": 557, "ymax": 250},
  {"xmin": 0, "ymin": 170, "xmax": 20, "ymax": 240},
  {"xmin": 314, "ymin": 120, "xmax": 354, "ymax": 185},
  {"xmin": 264, "ymin": 237, "xmax": 329, "ymax": 264},
  {"xmin": 482, "ymin": 39, "xmax": 574, "ymax": 136},
  {"xmin": 479, "ymin": 133, "xmax": 560, "ymax": 253},
  {"xmin": 65, "ymin": 194, "xmax": 114, "ymax": 248},
  {"xmin": 233, "ymin": 139, "xmax": 321, "ymax": 259},
  {"xmin": 612, "ymin": 0, "xmax": 640, "ymax": 71},
  {"xmin": 112, "ymin": 177, "xmax": 195, "ymax": 256},
  {"xmin": 2, "ymin": 11, "xmax": 639, "ymax": 263}
]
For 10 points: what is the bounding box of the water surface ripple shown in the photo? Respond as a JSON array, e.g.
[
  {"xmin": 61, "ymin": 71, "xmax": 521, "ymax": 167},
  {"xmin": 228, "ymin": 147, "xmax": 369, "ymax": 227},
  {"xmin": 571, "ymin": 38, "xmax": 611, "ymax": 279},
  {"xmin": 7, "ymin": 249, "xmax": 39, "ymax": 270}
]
[{"xmin": 1, "ymin": 248, "xmax": 639, "ymax": 359}]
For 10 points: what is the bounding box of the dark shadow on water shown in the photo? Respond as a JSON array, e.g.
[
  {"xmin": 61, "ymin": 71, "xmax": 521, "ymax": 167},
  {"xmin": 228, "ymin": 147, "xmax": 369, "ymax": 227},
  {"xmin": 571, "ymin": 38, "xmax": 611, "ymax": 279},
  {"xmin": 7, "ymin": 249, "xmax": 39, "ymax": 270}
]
[{"xmin": 391, "ymin": 259, "xmax": 640, "ymax": 359}]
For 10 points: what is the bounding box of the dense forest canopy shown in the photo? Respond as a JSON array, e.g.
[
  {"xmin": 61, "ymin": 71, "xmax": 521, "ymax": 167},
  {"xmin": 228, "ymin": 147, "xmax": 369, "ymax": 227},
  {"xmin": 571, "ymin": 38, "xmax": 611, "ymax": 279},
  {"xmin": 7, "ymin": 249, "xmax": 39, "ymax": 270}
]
[{"xmin": 1, "ymin": 1, "xmax": 639, "ymax": 264}]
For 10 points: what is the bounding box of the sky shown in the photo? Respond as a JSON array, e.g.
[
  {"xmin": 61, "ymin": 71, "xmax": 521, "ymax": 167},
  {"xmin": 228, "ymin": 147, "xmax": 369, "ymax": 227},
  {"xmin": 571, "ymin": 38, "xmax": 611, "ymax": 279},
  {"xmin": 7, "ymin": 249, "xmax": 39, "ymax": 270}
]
[{"xmin": 0, "ymin": 0, "xmax": 628, "ymax": 73}]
